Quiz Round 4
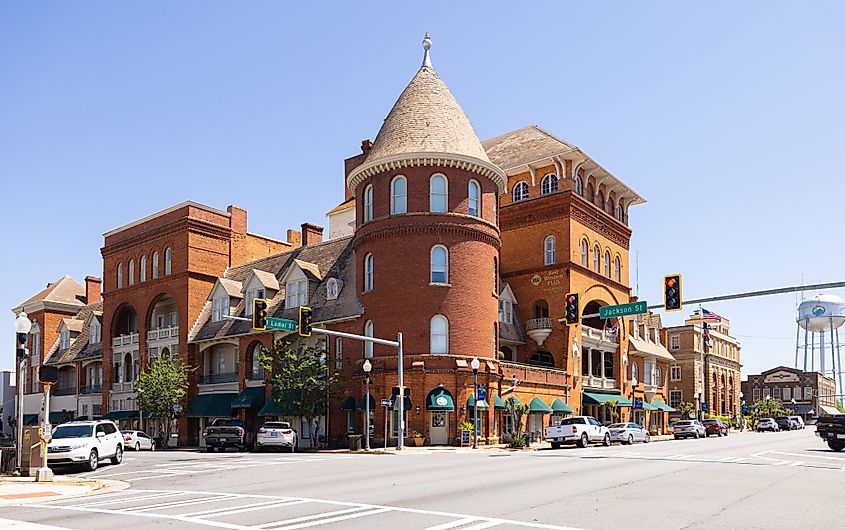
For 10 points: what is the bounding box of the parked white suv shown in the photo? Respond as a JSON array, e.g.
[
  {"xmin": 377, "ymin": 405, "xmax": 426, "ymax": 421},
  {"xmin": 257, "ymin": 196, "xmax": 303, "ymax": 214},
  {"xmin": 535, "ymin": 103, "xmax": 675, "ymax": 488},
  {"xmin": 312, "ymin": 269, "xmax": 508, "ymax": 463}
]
[
  {"xmin": 47, "ymin": 420, "xmax": 124, "ymax": 471},
  {"xmin": 545, "ymin": 416, "xmax": 610, "ymax": 448}
]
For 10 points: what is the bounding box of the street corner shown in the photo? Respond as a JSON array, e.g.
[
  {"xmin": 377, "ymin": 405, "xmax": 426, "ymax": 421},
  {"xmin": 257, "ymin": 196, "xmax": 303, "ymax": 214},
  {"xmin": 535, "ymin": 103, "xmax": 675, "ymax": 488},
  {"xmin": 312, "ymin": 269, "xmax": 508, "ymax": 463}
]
[{"xmin": 0, "ymin": 475, "xmax": 129, "ymax": 505}]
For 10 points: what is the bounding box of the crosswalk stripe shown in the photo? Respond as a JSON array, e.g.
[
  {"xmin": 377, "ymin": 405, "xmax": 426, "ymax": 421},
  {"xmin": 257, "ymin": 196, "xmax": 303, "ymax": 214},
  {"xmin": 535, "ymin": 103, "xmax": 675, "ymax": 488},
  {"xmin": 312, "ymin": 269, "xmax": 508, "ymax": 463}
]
[
  {"xmin": 459, "ymin": 521, "xmax": 502, "ymax": 530},
  {"xmin": 269, "ymin": 507, "xmax": 392, "ymax": 530},
  {"xmin": 256, "ymin": 505, "xmax": 378, "ymax": 529},
  {"xmin": 422, "ymin": 518, "xmax": 481, "ymax": 530},
  {"xmin": 182, "ymin": 499, "xmax": 297, "ymax": 517},
  {"xmin": 195, "ymin": 500, "xmax": 309, "ymax": 519},
  {"xmin": 83, "ymin": 491, "xmax": 184, "ymax": 507},
  {"xmin": 122, "ymin": 494, "xmax": 233, "ymax": 512}
]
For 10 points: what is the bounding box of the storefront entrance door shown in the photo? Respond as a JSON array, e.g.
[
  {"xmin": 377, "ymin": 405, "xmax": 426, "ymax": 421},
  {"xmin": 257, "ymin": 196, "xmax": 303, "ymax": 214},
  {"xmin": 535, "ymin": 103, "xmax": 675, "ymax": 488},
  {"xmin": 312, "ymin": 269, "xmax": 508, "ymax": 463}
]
[{"xmin": 430, "ymin": 412, "xmax": 448, "ymax": 445}]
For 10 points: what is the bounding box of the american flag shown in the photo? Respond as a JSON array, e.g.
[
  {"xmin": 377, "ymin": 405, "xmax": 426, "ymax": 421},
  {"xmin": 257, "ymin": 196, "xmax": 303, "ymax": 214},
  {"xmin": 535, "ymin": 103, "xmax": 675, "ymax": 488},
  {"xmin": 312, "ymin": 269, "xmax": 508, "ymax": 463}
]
[{"xmin": 701, "ymin": 308, "xmax": 721, "ymax": 321}]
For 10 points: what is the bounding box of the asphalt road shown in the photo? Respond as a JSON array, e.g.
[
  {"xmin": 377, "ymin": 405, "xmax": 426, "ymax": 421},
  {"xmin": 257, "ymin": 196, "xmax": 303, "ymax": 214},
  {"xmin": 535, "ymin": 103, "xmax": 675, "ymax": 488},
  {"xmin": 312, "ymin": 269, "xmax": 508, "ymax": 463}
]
[{"xmin": 2, "ymin": 429, "xmax": 843, "ymax": 530}]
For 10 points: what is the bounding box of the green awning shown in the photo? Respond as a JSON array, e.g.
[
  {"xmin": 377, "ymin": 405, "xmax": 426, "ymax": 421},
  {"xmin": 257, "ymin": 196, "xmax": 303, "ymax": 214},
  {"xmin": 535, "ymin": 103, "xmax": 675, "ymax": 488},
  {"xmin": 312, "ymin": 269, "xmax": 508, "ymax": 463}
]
[
  {"xmin": 641, "ymin": 401, "xmax": 658, "ymax": 411},
  {"xmin": 231, "ymin": 387, "xmax": 266, "ymax": 409},
  {"xmin": 497, "ymin": 395, "xmax": 522, "ymax": 410},
  {"xmin": 357, "ymin": 394, "xmax": 376, "ymax": 411},
  {"xmin": 652, "ymin": 399, "xmax": 676, "ymax": 412},
  {"xmin": 426, "ymin": 388, "xmax": 455, "ymax": 411},
  {"xmin": 23, "ymin": 414, "xmax": 38, "ymax": 425},
  {"xmin": 186, "ymin": 393, "xmax": 236, "ymax": 418},
  {"xmin": 583, "ymin": 392, "xmax": 633, "ymax": 407},
  {"xmin": 103, "ymin": 410, "xmax": 140, "ymax": 420},
  {"xmin": 49, "ymin": 411, "xmax": 75, "ymax": 424},
  {"xmin": 340, "ymin": 396, "xmax": 357, "ymax": 411},
  {"xmin": 493, "ymin": 394, "xmax": 507, "ymax": 411},
  {"xmin": 466, "ymin": 395, "xmax": 489, "ymax": 410},
  {"xmin": 528, "ymin": 397, "xmax": 553, "ymax": 414},
  {"xmin": 551, "ymin": 399, "xmax": 574, "ymax": 414},
  {"xmin": 390, "ymin": 395, "xmax": 412, "ymax": 410},
  {"xmin": 259, "ymin": 397, "xmax": 295, "ymax": 417}
]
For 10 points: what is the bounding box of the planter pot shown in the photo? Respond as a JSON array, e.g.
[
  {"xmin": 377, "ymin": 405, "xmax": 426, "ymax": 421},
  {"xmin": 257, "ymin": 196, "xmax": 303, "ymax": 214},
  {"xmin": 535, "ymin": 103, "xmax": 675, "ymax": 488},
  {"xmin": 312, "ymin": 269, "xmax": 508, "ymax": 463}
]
[{"xmin": 413, "ymin": 438, "xmax": 425, "ymax": 447}]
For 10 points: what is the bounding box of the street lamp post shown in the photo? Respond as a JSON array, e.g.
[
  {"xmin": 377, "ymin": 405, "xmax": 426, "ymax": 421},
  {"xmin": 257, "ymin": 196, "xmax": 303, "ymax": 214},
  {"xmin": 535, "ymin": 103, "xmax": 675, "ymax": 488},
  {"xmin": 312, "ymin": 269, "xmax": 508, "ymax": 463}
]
[
  {"xmin": 694, "ymin": 391, "xmax": 701, "ymax": 420},
  {"xmin": 471, "ymin": 357, "xmax": 480, "ymax": 449},
  {"xmin": 363, "ymin": 359, "xmax": 372, "ymax": 451},
  {"xmin": 14, "ymin": 311, "xmax": 33, "ymax": 473}
]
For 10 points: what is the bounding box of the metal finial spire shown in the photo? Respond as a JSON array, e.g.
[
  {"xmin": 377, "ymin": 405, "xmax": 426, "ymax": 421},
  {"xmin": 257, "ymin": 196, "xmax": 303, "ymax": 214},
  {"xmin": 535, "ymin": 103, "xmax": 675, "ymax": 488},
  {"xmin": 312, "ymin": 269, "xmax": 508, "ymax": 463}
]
[{"xmin": 422, "ymin": 32, "xmax": 432, "ymax": 68}]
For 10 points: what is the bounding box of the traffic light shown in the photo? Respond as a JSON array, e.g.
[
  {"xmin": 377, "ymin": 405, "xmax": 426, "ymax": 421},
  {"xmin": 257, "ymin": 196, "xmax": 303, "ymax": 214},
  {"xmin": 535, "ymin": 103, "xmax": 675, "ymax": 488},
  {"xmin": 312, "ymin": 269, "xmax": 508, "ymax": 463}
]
[
  {"xmin": 564, "ymin": 292, "xmax": 579, "ymax": 326},
  {"xmin": 252, "ymin": 298, "xmax": 267, "ymax": 330},
  {"xmin": 664, "ymin": 274, "xmax": 682, "ymax": 311},
  {"xmin": 39, "ymin": 365, "xmax": 59, "ymax": 384},
  {"xmin": 298, "ymin": 306, "xmax": 312, "ymax": 337}
]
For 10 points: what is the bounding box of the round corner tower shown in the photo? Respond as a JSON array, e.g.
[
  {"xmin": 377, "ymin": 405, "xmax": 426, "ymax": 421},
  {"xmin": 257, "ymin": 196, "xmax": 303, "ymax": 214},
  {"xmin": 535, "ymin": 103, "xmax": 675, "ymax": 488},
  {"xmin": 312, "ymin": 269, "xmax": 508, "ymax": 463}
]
[{"xmin": 347, "ymin": 34, "xmax": 507, "ymax": 361}]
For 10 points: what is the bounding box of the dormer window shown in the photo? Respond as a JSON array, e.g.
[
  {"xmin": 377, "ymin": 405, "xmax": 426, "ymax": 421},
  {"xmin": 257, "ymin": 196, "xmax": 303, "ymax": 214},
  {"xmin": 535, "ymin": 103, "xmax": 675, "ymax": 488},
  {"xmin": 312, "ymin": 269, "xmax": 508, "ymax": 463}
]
[
  {"xmin": 60, "ymin": 328, "xmax": 70, "ymax": 350},
  {"xmin": 90, "ymin": 319, "xmax": 102, "ymax": 344},
  {"xmin": 327, "ymin": 278, "xmax": 340, "ymax": 300},
  {"xmin": 286, "ymin": 279, "xmax": 308, "ymax": 308},
  {"xmin": 498, "ymin": 299, "xmax": 513, "ymax": 324},
  {"xmin": 246, "ymin": 288, "xmax": 265, "ymax": 316},
  {"xmin": 212, "ymin": 296, "xmax": 229, "ymax": 322}
]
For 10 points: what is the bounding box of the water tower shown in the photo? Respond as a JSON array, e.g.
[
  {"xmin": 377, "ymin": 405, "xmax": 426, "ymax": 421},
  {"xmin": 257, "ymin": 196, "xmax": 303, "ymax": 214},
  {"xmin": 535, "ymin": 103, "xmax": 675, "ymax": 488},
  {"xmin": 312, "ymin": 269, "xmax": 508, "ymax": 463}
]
[{"xmin": 796, "ymin": 294, "xmax": 845, "ymax": 399}]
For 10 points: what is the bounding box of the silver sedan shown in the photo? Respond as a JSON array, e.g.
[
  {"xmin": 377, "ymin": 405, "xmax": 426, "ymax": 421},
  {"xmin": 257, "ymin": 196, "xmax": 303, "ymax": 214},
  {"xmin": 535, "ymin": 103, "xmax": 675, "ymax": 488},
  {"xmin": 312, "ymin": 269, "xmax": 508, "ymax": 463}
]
[{"xmin": 609, "ymin": 423, "xmax": 650, "ymax": 444}]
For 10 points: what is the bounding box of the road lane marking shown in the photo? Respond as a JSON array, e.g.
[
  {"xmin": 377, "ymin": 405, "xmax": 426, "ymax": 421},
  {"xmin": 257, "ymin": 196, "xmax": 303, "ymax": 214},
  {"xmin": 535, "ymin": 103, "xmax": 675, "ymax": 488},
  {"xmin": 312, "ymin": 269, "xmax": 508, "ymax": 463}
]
[
  {"xmin": 82, "ymin": 491, "xmax": 186, "ymax": 506},
  {"xmin": 268, "ymin": 507, "xmax": 392, "ymax": 529},
  {"xmin": 123, "ymin": 494, "xmax": 234, "ymax": 512},
  {"xmin": 422, "ymin": 517, "xmax": 481, "ymax": 530},
  {"xmin": 256, "ymin": 506, "xmax": 376, "ymax": 528},
  {"xmin": 459, "ymin": 521, "xmax": 502, "ymax": 530},
  {"xmin": 183, "ymin": 499, "xmax": 299, "ymax": 517}
]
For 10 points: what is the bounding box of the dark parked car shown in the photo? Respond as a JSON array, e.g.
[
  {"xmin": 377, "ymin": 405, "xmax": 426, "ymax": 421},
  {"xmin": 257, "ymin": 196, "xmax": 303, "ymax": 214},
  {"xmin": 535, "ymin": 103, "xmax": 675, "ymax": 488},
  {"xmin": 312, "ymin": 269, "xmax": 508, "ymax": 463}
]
[
  {"xmin": 816, "ymin": 414, "xmax": 845, "ymax": 451},
  {"xmin": 776, "ymin": 416, "xmax": 798, "ymax": 431},
  {"xmin": 702, "ymin": 419, "xmax": 728, "ymax": 437},
  {"xmin": 203, "ymin": 418, "xmax": 253, "ymax": 452}
]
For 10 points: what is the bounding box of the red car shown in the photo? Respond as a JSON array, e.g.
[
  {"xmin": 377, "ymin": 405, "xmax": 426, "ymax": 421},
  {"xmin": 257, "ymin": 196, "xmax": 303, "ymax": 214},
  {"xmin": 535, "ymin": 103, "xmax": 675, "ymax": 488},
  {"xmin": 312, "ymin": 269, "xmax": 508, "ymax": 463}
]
[{"xmin": 701, "ymin": 419, "xmax": 728, "ymax": 437}]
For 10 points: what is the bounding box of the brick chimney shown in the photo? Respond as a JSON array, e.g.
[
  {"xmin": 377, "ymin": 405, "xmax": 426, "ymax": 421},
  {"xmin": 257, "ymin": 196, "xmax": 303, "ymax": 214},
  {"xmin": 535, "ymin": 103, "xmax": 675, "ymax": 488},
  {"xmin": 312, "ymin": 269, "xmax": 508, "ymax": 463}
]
[
  {"xmin": 227, "ymin": 205, "xmax": 247, "ymax": 234},
  {"xmin": 85, "ymin": 276, "xmax": 102, "ymax": 304},
  {"xmin": 286, "ymin": 229, "xmax": 301, "ymax": 247},
  {"xmin": 343, "ymin": 139, "xmax": 373, "ymax": 200},
  {"xmin": 300, "ymin": 223, "xmax": 324, "ymax": 247}
]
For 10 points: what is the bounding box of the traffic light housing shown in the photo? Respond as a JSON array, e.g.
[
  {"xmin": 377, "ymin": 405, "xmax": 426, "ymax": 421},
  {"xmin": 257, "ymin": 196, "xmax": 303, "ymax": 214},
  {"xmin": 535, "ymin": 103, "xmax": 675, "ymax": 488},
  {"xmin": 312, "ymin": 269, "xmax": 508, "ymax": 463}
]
[
  {"xmin": 298, "ymin": 306, "xmax": 312, "ymax": 337},
  {"xmin": 39, "ymin": 365, "xmax": 59, "ymax": 384},
  {"xmin": 564, "ymin": 292, "xmax": 579, "ymax": 327},
  {"xmin": 664, "ymin": 274, "xmax": 682, "ymax": 311},
  {"xmin": 252, "ymin": 298, "xmax": 268, "ymax": 330}
]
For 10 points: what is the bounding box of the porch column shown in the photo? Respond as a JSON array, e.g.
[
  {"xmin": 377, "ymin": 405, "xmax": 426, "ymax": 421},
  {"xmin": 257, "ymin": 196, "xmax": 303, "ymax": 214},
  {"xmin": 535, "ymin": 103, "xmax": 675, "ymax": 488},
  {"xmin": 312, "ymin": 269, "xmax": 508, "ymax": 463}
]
[{"xmin": 588, "ymin": 349, "xmax": 594, "ymax": 377}]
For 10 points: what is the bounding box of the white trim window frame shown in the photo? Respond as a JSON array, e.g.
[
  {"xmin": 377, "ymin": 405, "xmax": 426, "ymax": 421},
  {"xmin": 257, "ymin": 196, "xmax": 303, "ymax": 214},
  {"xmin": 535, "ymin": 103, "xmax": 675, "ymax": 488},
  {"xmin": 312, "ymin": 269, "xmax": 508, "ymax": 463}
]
[
  {"xmin": 670, "ymin": 365, "xmax": 681, "ymax": 382},
  {"xmin": 364, "ymin": 321, "xmax": 374, "ymax": 358},
  {"xmin": 430, "ymin": 315, "xmax": 448, "ymax": 354},
  {"xmin": 430, "ymin": 245, "xmax": 448, "ymax": 284},
  {"xmin": 544, "ymin": 236, "xmax": 556, "ymax": 266},
  {"xmin": 430, "ymin": 174, "xmax": 448, "ymax": 213},
  {"xmin": 363, "ymin": 184, "xmax": 374, "ymax": 222},
  {"xmin": 286, "ymin": 279, "xmax": 308, "ymax": 308},
  {"xmin": 541, "ymin": 173, "xmax": 558, "ymax": 195},
  {"xmin": 468, "ymin": 179, "xmax": 481, "ymax": 217},
  {"xmin": 390, "ymin": 175, "xmax": 407, "ymax": 215},
  {"xmin": 165, "ymin": 247, "xmax": 172, "ymax": 275},
  {"xmin": 580, "ymin": 239, "xmax": 588, "ymax": 267},
  {"xmin": 670, "ymin": 335, "xmax": 680, "ymax": 351},
  {"xmin": 513, "ymin": 181, "xmax": 529, "ymax": 202},
  {"xmin": 669, "ymin": 390, "xmax": 682, "ymax": 409},
  {"xmin": 364, "ymin": 253, "xmax": 374, "ymax": 292}
]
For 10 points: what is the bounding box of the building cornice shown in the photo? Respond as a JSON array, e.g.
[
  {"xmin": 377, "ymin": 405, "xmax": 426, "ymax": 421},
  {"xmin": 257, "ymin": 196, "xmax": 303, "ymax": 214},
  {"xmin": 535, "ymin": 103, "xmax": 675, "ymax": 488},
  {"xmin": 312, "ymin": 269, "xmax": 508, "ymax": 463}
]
[
  {"xmin": 346, "ymin": 152, "xmax": 508, "ymax": 194},
  {"xmin": 353, "ymin": 220, "xmax": 501, "ymax": 250}
]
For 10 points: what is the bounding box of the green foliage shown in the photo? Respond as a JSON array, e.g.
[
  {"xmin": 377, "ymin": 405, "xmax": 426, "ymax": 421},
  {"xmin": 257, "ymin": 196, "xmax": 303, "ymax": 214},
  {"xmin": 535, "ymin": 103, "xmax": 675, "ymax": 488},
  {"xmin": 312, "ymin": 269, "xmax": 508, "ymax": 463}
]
[
  {"xmin": 458, "ymin": 420, "xmax": 475, "ymax": 433},
  {"xmin": 837, "ymin": 400, "xmax": 845, "ymax": 413},
  {"xmin": 135, "ymin": 354, "xmax": 192, "ymax": 448},
  {"xmin": 678, "ymin": 401, "xmax": 697, "ymax": 419},
  {"xmin": 260, "ymin": 338, "xmax": 341, "ymax": 449},
  {"xmin": 504, "ymin": 396, "xmax": 528, "ymax": 448},
  {"xmin": 749, "ymin": 397, "xmax": 788, "ymax": 424},
  {"xmin": 413, "ymin": 430, "xmax": 425, "ymax": 439},
  {"xmin": 602, "ymin": 400, "xmax": 620, "ymax": 422}
]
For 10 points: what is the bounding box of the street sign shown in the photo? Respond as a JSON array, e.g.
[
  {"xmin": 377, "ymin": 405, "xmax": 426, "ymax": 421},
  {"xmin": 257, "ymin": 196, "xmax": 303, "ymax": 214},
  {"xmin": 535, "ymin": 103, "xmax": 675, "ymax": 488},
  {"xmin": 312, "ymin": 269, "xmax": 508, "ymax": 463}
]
[
  {"xmin": 600, "ymin": 301, "xmax": 648, "ymax": 319},
  {"xmin": 701, "ymin": 402, "xmax": 709, "ymax": 412},
  {"xmin": 267, "ymin": 317, "xmax": 297, "ymax": 332},
  {"xmin": 380, "ymin": 399, "xmax": 391, "ymax": 407},
  {"xmin": 633, "ymin": 397, "xmax": 643, "ymax": 410}
]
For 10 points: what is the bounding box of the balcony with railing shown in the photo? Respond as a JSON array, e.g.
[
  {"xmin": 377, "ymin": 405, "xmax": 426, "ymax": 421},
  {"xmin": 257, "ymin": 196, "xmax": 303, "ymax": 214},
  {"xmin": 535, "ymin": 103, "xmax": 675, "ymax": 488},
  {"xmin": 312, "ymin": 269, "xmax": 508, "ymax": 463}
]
[
  {"xmin": 112, "ymin": 332, "xmax": 139, "ymax": 349},
  {"xmin": 53, "ymin": 386, "xmax": 77, "ymax": 396},
  {"xmin": 111, "ymin": 381, "xmax": 135, "ymax": 393},
  {"xmin": 79, "ymin": 385, "xmax": 102, "ymax": 394},
  {"xmin": 582, "ymin": 326, "xmax": 619, "ymax": 344},
  {"xmin": 249, "ymin": 368, "xmax": 266, "ymax": 381},
  {"xmin": 525, "ymin": 318, "xmax": 553, "ymax": 347},
  {"xmin": 584, "ymin": 375, "xmax": 618, "ymax": 390},
  {"xmin": 199, "ymin": 372, "xmax": 239, "ymax": 385},
  {"xmin": 148, "ymin": 326, "xmax": 179, "ymax": 342}
]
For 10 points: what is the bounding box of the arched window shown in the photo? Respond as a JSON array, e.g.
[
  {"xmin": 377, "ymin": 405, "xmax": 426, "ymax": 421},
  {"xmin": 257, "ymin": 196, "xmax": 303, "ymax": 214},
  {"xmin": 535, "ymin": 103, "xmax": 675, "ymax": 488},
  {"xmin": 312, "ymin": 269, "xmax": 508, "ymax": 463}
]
[
  {"xmin": 390, "ymin": 176, "xmax": 407, "ymax": 215},
  {"xmin": 140, "ymin": 256, "xmax": 147, "ymax": 282},
  {"xmin": 152, "ymin": 252, "xmax": 159, "ymax": 279},
  {"xmin": 117, "ymin": 263, "xmax": 123, "ymax": 289},
  {"xmin": 468, "ymin": 180, "xmax": 481, "ymax": 217},
  {"xmin": 585, "ymin": 183, "xmax": 594, "ymax": 202},
  {"xmin": 251, "ymin": 343, "xmax": 262, "ymax": 377},
  {"xmin": 617, "ymin": 201, "xmax": 625, "ymax": 222},
  {"xmin": 128, "ymin": 259, "xmax": 135, "ymax": 286},
  {"xmin": 430, "ymin": 245, "xmax": 448, "ymax": 284},
  {"xmin": 614, "ymin": 256, "xmax": 621, "ymax": 282},
  {"xmin": 493, "ymin": 257, "xmax": 498, "ymax": 293},
  {"xmin": 593, "ymin": 245, "xmax": 600, "ymax": 272},
  {"xmin": 596, "ymin": 191, "xmax": 605, "ymax": 209},
  {"xmin": 363, "ymin": 184, "xmax": 374, "ymax": 222},
  {"xmin": 430, "ymin": 315, "xmax": 448, "ymax": 354},
  {"xmin": 364, "ymin": 320, "xmax": 374, "ymax": 358},
  {"xmin": 164, "ymin": 247, "xmax": 172, "ymax": 275},
  {"xmin": 580, "ymin": 239, "xmax": 589, "ymax": 267},
  {"xmin": 541, "ymin": 174, "xmax": 558, "ymax": 195},
  {"xmin": 430, "ymin": 174, "xmax": 448, "ymax": 213},
  {"xmin": 604, "ymin": 250, "xmax": 611, "ymax": 277},
  {"xmin": 574, "ymin": 176, "xmax": 583, "ymax": 196},
  {"xmin": 544, "ymin": 236, "xmax": 556, "ymax": 265},
  {"xmin": 534, "ymin": 299, "xmax": 549, "ymax": 319},
  {"xmin": 326, "ymin": 278, "xmax": 339, "ymax": 300},
  {"xmin": 364, "ymin": 253, "xmax": 374, "ymax": 292},
  {"xmin": 631, "ymin": 362, "xmax": 639, "ymax": 385},
  {"xmin": 513, "ymin": 181, "xmax": 529, "ymax": 202},
  {"xmin": 656, "ymin": 366, "xmax": 663, "ymax": 386}
]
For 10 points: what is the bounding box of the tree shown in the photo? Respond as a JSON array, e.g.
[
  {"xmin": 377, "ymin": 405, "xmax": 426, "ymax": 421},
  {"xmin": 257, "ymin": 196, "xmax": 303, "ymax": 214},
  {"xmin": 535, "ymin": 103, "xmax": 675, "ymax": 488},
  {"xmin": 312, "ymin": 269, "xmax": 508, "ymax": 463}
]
[
  {"xmin": 260, "ymin": 339, "xmax": 341, "ymax": 449},
  {"xmin": 504, "ymin": 396, "xmax": 528, "ymax": 448},
  {"xmin": 749, "ymin": 396, "xmax": 787, "ymax": 424},
  {"xmin": 135, "ymin": 354, "xmax": 191, "ymax": 448},
  {"xmin": 678, "ymin": 401, "xmax": 696, "ymax": 419},
  {"xmin": 602, "ymin": 400, "xmax": 620, "ymax": 423},
  {"xmin": 836, "ymin": 400, "xmax": 845, "ymax": 413}
]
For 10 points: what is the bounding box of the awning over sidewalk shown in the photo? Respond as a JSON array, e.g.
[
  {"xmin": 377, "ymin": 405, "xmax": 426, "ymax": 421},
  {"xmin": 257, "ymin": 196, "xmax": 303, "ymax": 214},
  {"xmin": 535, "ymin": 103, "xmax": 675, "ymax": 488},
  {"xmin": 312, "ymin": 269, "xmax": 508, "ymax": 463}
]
[
  {"xmin": 628, "ymin": 336, "xmax": 676, "ymax": 362},
  {"xmin": 426, "ymin": 388, "xmax": 455, "ymax": 411},
  {"xmin": 231, "ymin": 387, "xmax": 266, "ymax": 409},
  {"xmin": 640, "ymin": 401, "xmax": 658, "ymax": 411},
  {"xmin": 551, "ymin": 399, "xmax": 574, "ymax": 414},
  {"xmin": 583, "ymin": 392, "xmax": 633, "ymax": 407},
  {"xmin": 651, "ymin": 399, "xmax": 676, "ymax": 412},
  {"xmin": 258, "ymin": 397, "xmax": 295, "ymax": 417},
  {"xmin": 103, "ymin": 411, "xmax": 140, "ymax": 420},
  {"xmin": 357, "ymin": 394, "xmax": 376, "ymax": 411},
  {"xmin": 820, "ymin": 405, "xmax": 842, "ymax": 415},
  {"xmin": 23, "ymin": 414, "xmax": 38, "ymax": 425},
  {"xmin": 187, "ymin": 393, "xmax": 236, "ymax": 418},
  {"xmin": 789, "ymin": 404, "xmax": 814, "ymax": 414},
  {"xmin": 493, "ymin": 394, "xmax": 507, "ymax": 411},
  {"xmin": 528, "ymin": 397, "xmax": 553, "ymax": 414},
  {"xmin": 466, "ymin": 395, "xmax": 489, "ymax": 410},
  {"xmin": 48, "ymin": 411, "xmax": 75, "ymax": 424}
]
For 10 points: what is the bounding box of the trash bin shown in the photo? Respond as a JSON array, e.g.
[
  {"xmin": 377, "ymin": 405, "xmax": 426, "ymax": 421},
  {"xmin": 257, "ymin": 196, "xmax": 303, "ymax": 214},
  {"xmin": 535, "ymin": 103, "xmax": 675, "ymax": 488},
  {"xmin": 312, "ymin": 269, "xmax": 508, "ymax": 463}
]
[{"xmin": 347, "ymin": 434, "xmax": 363, "ymax": 451}]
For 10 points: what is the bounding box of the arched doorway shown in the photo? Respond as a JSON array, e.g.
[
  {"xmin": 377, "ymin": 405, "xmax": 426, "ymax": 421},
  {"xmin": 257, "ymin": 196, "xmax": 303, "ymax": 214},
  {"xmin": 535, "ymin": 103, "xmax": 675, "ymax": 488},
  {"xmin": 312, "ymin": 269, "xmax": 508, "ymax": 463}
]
[{"xmin": 426, "ymin": 387, "xmax": 455, "ymax": 445}]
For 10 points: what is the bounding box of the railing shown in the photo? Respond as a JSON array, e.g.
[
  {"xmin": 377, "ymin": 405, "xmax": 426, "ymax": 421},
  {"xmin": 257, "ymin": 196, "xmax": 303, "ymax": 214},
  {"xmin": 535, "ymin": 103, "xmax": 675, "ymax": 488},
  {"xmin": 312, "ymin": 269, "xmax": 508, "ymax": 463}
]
[
  {"xmin": 199, "ymin": 372, "xmax": 239, "ymax": 384},
  {"xmin": 111, "ymin": 381, "xmax": 134, "ymax": 393},
  {"xmin": 112, "ymin": 333, "xmax": 139, "ymax": 347},
  {"xmin": 585, "ymin": 375, "xmax": 618, "ymax": 390},
  {"xmin": 79, "ymin": 385, "xmax": 102, "ymax": 394},
  {"xmin": 249, "ymin": 368, "xmax": 266, "ymax": 381},
  {"xmin": 148, "ymin": 326, "xmax": 179, "ymax": 341},
  {"xmin": 582, "ymin": 327, "xmax": 619, "ymax": 344},
  {"xmin": 53, "ymin": 386, "xmax": 77, "ymax": 396},
  {"xmin": 525, "ymin": 318, "xmax": 553, "ymax": 332}
]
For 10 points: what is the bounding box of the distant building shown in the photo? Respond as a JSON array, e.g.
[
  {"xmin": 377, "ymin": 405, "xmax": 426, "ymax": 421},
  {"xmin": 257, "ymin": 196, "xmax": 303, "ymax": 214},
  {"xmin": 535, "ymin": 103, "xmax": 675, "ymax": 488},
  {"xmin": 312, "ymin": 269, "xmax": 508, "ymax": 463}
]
[
  {"xmin": 0, "ymin": 369, "xmax": 14, "ymax": 434},
  {"xmin": 742, "ymin": 366, "xmax": 837, "ymax": 417}
]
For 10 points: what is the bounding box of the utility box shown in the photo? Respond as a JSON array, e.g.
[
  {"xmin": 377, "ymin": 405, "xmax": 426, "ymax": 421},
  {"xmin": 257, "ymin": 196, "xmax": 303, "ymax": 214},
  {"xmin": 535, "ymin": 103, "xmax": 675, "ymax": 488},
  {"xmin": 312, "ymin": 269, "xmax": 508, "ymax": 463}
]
[{"xmin": 20, "ymin": 426, "xmax": 45, "ymax": 476}]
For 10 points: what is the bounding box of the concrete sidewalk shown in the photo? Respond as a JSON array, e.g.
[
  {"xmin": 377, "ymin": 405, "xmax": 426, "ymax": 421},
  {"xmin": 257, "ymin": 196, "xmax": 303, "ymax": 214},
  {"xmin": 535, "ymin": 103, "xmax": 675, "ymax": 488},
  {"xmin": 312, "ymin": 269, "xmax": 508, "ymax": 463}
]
[{"xmin": 0, "ymin": 476, "xmax": 127, "ymax": 505}]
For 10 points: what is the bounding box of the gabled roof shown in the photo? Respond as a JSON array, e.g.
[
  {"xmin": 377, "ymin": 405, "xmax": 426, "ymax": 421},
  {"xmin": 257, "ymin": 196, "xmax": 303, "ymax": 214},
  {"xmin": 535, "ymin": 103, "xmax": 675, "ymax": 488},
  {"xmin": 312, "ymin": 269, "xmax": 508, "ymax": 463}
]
[
  {"xmin": 482, "ymin": 125, "xmax": 576, "ymax": 171},
  {"xmin": 215, "ymin": 278, "xmax": 244, "ymax": 299},
  {"xmin": 248, "ymin": 269, "xmax": 280, "ymax": 292},
  {"xmin": 61, "ymin": 318, "xmax": 84, "ymax": 334},
  {"xmin": 13, "ymin": 276, "xmax": 86, "ymax": 314},
  {"xmin": 293, "ymin": 259, "xmax": 323, "ymax": 281},
  {"xmin": 326, "ymin": 197, "xmax": 355, "ymax": 215},
  {"xmin": 46, "ymin": 301, "xmax": 103, "ymax": 365}
]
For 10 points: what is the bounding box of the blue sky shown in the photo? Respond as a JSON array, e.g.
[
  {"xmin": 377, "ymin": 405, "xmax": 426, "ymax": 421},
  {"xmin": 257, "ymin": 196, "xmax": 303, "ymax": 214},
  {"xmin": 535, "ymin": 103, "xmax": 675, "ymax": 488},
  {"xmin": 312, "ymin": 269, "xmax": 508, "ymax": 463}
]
[{"xmin": 2, "ymin": 2, "xmax": 845, "ymax": 378}]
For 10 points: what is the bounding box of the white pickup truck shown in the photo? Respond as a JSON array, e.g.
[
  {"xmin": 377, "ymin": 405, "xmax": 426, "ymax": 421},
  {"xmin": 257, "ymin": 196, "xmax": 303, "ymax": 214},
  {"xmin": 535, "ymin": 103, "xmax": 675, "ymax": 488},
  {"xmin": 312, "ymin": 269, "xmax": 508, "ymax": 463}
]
[{"xmin": 545, "ymin": 416, "xmax": 610, "ymax": 449}]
